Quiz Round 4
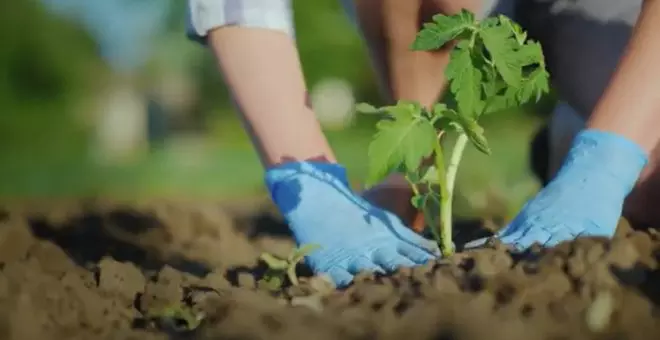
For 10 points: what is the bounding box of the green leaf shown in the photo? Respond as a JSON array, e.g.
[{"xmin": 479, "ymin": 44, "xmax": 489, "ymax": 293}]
[
  {"xmin": 479, "ymin": 24, "xmax": 522, "ymax": 87},
  {"xmin": 515, "ymin": 41, "xmax": 545, "ymax": 67},
  {"xmin": 287, "ymin": 265, "xmax": 299, "ymax": 286},
  {"xmin": 150, "ymin": 305, "xmax": 203, "ymax": 331},
  {"xmin": 289, "ymin": 244, "xmax": 321, "ymax": 264},
  {"xmin": 259, "ymin": 253, "xmax": 288, "ymax": 270},
  {"xmin": 259, "ymin": 270, "xmax": 285, "ymax": 291},
  {"xmin": 406, "ymin": 164, "xmax": 439, "ymax": 188},
  {"xmin": 443, "ymin": 109, "xmax": 491, "ymax": 155},
  {"xmin": 431, "ymin": 103, "xmax": 459, "ymax": 132},
  {"xmin": 431, "ymin": 103, "xmax": 449, "ymax": 118},
  {"xmin": 411, "ymin": 194, "xmax": 425, "ymax": 209},
  {"xmin": 445, "ymin": 41, "xmax": 483, "ymax": 117},
  {"xmin": 412, "ymin": 9, "xmax": 476, "ymax": 51},
  {"xmin": 462, "ymin": 120, "xmax": 491, "ymax": 155},
  {"xmin": 517, "ymin": 67, "xmax": 550, "ymax": 103},
  {"xmin": 410, "ymin": 191, "xmax": 441, "ymax": 228},
  {"xmin": 499, "ymin": 14, "xmax": 527, "ymax": 44},
  {"xmin": 421, "ymin": 165, "xmax": 439, "ymax": 184},
  {"xmin": 355, "ymin": 102, "xmax": 380, "ymax": 114},
  {"xmin": 483, "ymin": 95, "xmax": 516, "ymax": 115},
  {"xmin": 366, "ymin": 103, "xmax": 437, "ymax": 186}
]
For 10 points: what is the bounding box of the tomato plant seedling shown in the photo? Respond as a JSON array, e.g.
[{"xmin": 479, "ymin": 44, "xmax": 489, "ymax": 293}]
[
  {"xmin": 258, "ymin": 244, "xmax": 321, "ymax": 291},
  {"xmin": 147, "ymin": 304, "xmax": 204, "ymax": 332},
  {"xmin": 356, "ymin": 10, "xmax": 550, "ymax": 257}
]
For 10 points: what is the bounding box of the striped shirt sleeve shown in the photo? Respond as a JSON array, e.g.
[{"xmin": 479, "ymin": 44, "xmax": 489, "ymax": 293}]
[{"xmin": 186, "ymin": 0, "xmax": 295, "ymax": 44}]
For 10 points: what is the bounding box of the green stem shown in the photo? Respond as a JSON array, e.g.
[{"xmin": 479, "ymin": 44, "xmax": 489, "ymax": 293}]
[
  {"xmin": 404, "ymin": 174, "xmax": 420, "ymax": 196},
  {"xmin": 432, "ymin": 142, "xmax": 448, "ymax": 246},
  {"xmin": 440, "ymin": 133, "xmax": 469, "ymax": 256},
  {"xmin": 422, "ymin": 197, "xmax": 441, "ymax": 244}
]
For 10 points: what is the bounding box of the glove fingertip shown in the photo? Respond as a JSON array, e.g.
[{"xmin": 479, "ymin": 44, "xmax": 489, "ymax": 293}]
[
  {"xmin": 463, "ymin": 237, "xmax": 488, "ymax": 250},
  {"xmin": 397, "ymin": 227, "xmax": 441, "ymax": 255},
  {"xmin": 373, "ymin": 252, "xmax": 417, "ymax": 272},
  {"xmin": 326, "ymin": 267, "xmax": 354, "ymax": 288},
  {"xmin": 397, "ymin": 244, "xmax": 435, "ymax": 264}
]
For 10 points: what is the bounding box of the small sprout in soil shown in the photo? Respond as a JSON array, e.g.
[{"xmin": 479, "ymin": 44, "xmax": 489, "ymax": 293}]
[
  {"xmin": 258, "ymin": 244, "xmax": 321, "ymax": 291},
  {"xmin": 146, "ymin": 304, "xmax": 204, "ymax": 333},
  {"xmin": 357, "ymin": 10, "xmax": 550, "ymax": 257}
]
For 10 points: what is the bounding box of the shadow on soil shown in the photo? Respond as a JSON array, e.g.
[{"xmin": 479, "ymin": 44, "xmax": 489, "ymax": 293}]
[
  {"xmin": 0, "ymin": 200, "xmax": 658, "ymax": 340},
  {"xmin": 27, "ymin": 207, "xmax": 212, "ymax": 277}
]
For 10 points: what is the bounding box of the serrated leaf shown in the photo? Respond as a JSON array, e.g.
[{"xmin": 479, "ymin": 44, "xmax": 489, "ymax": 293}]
[
  {"xmin": 366, "ymin": 104, "xmax": 437, "ymax": 186},
  {"xmin": 446, "ymin": 41, "xmax": 483, "ymax": 117},
  {"xmin": 431, "ymin": 103, "xmax": 459, "ymax": 132},
  {"xmin": 260, "ymin": 253, "xmax": 289, "ymax": 270},
  {"xmin": 412, "ymin": 9, "xmax": 476, "ymax": 51},
  {"xmin": 479, "ymin": 24, "xmax": 522, "ymax": 87},
  {"xmin": 517, "ymin": 67, "xmax": 550, "ymax": 103},
  {"xmin": 483, "ymin": 95, "xmax": 515, "ymax": 115},
  {"xmin": 355, "ymin": 102, "xmax": 380, "ymax": 114},
  {"xmin": 515, "ymin": 41, "xmax": 545, "ymax": 67},
  {"xmin": 482, "ymin": 85, "xmax": 519, "ymax": 115},
  {"xmin": 289, "ymin": 244, "xmax": 321, "ymax": 264},
  {"xmin": 379, "ymin": 100, "xmax": 424, "ymax": 120},
  {"xmin": 499, "ymin": 14, "xmax": 527, "ymax": 44},
  {"xmin": 431, "ymin": 103, "xmax": 449, "ymax": 117}
]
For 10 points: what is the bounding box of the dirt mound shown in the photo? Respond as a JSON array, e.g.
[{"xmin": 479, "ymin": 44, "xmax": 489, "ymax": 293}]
[{"xmin": 0, "ymin": 200, "xmax": 657, "ymax": 340}]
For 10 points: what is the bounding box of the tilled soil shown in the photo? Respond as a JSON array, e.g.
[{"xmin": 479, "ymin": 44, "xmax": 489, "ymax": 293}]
[{"xmin": 0, "ymin": 199, "xmax": 658, "ymax": 340}]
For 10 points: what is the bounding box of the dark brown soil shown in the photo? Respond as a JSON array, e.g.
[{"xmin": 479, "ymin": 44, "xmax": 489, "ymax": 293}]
[{"xmin": 0, "ymin": 198, "xmax": 658, "ymax": 340}]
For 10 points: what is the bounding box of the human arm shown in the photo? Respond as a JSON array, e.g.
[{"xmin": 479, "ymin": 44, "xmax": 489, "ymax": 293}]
[
  {"xmin": 207, "ymin": 27, "xmax": 336, "ymax": 167},
  {"xmin": 587, "ymin": 0, "xmax": 660, "ymax": 151},
  {"xmin": 350, "ymin": 0, "xmax": 482, "ymax": 108},
  {"xmin": 587, "ymin": 0, "xmax": 660, "ymax": 228},
  {"xmin": 187, "ymin": 0, "xmax": 439, "ymax": 286},
  {"xmin": 474, "ymin": 0, "xmax": 660, "ymax": 249},
  {"xmin": 187, "ymin": 0, "xmax": 334, "ymax": 167}
]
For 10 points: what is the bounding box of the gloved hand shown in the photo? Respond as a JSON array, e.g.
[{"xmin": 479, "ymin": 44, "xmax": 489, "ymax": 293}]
[
  {"xmin": 265, "ymin": 161, "xmax": 440, "ymax": 287},
  {"xmin": 467, "ymin": 129, "xmax": 648, "ymax": 251}
]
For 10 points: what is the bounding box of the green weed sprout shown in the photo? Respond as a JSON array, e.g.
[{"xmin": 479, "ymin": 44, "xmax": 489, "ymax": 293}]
[
  {"xmin": 356, "ymin": 10, "xmax": 550, "ymax": 257},
  {"xmin": 258, "ymin": 244, "xmax": 321, "ymax": 291},
  {"xmin": 147, "ymin": 304, "xmax": 203, "ymax": 332}
]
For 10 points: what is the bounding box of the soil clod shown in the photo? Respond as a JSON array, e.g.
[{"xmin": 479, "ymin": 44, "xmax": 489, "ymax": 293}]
[{"xmin": 0, "ymin": 201, "xmax": 656, "ymax": 339}]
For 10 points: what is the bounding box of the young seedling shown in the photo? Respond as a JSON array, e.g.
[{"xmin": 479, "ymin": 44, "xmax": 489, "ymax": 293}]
[
  {"xmin": 146, "ymin": 304, "xmax": 204, "ymax": 332},
  {"xmin": 357, "ymin": 10, "xmax": 550, "ymax": 257},
  {"xmin": 258, "ymin": 244, "xmax": 321, "ymax": 291}
]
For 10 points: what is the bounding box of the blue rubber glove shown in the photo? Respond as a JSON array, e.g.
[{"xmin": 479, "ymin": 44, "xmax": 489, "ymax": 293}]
[
  {"xmin": 265, "ymin": 161, "xmax": 440, "ymax": 287},
  {"xmin": 468, "ymin": 129, "xmax": 648, "ymax": 251}
]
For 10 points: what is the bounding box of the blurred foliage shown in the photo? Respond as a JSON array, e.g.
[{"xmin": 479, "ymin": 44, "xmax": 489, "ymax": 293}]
[
  {"xmin": 0, "ymin": 0, "xmax": 107, "ymax": 167},
  {"xmin": 0, "ymin": 0, "xmax": 550, "ymax": 220}
]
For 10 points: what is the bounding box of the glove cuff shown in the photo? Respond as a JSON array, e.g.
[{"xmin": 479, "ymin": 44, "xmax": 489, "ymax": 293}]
[
  {"xmin": 555, "ymin": 129, "xmax": 648, "ymax": 194},
  {"xmin": 264, "ymin": 161, "xmax": 350, "ymax": 206}
]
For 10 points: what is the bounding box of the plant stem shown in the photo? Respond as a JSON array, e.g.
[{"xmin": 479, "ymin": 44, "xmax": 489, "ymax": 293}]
[
  {"xmin": 440, "ymin": 133, "xmax": 469, "ymax": 256},
  {"xmin": 432, "ymin": 143, "xmax": 448, "ymax": 246}
]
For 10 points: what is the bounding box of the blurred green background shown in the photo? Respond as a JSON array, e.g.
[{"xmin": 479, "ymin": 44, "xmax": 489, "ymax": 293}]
[{"xmin": 0, "ymin": 0, "xmax": 554, "ymax": 221}]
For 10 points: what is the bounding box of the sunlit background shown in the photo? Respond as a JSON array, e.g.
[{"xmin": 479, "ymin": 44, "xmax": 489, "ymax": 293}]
[{"xmin": 1, "ymin": 0, "xmax": 556, "ymax": 221}]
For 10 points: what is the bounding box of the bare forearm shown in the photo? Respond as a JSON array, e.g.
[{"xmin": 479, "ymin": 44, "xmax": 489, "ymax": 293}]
[
  {"xmin": 208, "ymin": 27, "xmax": 335, "ymax": 167},
  {"xmin": 381, "ymin": 0, "xmax": 452, "ymax": 107},
  {"xmin": 354, "ymin": 0, "xmax": 481, "ymax": 108},
  {"xmin": 588, "ymin": 0, "xmax": 660, "ymax": 153}
]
